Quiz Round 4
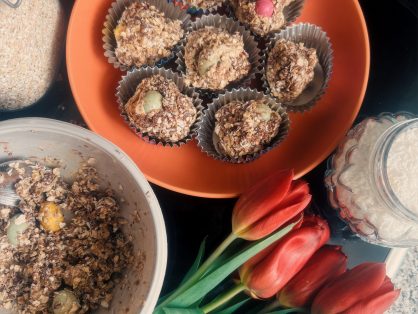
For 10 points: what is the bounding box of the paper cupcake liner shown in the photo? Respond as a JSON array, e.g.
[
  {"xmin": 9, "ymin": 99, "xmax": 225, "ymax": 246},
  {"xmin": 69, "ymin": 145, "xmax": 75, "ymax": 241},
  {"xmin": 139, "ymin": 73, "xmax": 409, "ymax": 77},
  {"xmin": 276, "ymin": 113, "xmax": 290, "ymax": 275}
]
[
  {"xmin": 167, "ymin": 0, "xmax": 228, "ymax": 15},
  {"xmin": 262, "ymin": 23, "xmax": 333, "ymax": 112},
  {"xmin": 197, "ymin": 88, "xmax": 290, "ymax": 163},
  {"xmin": 117, "ymin": 66, "xmax": 204, "ymax": 147},
  {"xmin": 175, "ymin": 14, "xmax": 262, "ymax": 97},
  {"xmin": 102, "ymin": 0, "xmax": 191, "ymax": 71},
  {"xmin": 229, "ymin": 0, "xmax": 305, "ymax": 39}
]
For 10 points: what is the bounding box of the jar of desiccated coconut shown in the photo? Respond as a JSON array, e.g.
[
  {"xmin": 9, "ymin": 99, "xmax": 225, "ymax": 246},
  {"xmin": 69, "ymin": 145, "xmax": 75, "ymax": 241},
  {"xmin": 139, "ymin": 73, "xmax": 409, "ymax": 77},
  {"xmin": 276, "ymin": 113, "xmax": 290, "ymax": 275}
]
[
  {"xmin": 0, "ymin": 0, "xmax": 65, "ymax": 112},
  {"xmin": 325, "ymin": 112, "xmax": 418, "ymax": 247}
]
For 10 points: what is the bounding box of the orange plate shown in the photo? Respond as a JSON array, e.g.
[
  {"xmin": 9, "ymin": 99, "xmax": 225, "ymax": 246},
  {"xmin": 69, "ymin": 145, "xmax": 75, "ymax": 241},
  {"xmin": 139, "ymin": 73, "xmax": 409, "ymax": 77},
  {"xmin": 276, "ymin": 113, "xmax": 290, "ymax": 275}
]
[{"xmin": 66, "ymin": 0, "xmax": 370, "ymax": 198}]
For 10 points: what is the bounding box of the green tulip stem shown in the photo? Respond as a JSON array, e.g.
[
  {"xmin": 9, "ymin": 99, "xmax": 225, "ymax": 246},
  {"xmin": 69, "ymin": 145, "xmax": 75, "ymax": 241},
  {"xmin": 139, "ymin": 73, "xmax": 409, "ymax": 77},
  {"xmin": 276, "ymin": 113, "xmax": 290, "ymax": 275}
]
[
  {"xmin": 201, "ymin": 283, "xmax": 246, "ymax": 313},
  {"xmin": 158, "ymin": 233, "xmax": 238, "ymax": 308},
  {"xmin": 259, "ymin": 300, "xmax": 281, "ymax": 314}
]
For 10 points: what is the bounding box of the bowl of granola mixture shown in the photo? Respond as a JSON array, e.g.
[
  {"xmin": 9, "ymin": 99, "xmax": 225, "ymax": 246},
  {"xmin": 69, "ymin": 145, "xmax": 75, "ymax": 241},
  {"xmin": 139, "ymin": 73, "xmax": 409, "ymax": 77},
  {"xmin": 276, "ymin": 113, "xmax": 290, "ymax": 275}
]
[{"xmin": 0, "ymin": 118, "xmax": 167, "ymax": 313}]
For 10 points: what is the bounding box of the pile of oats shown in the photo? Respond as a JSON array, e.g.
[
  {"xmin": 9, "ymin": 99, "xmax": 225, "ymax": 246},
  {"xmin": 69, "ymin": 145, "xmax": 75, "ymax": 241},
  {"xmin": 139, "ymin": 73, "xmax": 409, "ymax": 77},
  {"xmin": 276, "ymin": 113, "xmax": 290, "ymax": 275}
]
[
  {"xmin": 184, "ymin": 27, "xmax": 251, "ymax": 90},
  {"xmin": 185, "ymin": 0, "xmax": 226, "ymax": 9},
  {"xmin": 125, "ymin": 75, "xmax": 197, "ymax": 143},
  {"xmin": 214, "ymin": 100, "xmax": 281, "ymax": 157},
  {"xmin": 115, "ymin": 2, "xmax": 184, "ymax": 68},
  {"xmin": 231, "ymin": 0, "xmax": 294, "ymax": 36},
  {"xmin": 0, "ymin": 161, "xmax": 133, "ymax": 313},
  {"xmin": 267, "ymin": 39, "xmax": 318, "ymax": 103}
]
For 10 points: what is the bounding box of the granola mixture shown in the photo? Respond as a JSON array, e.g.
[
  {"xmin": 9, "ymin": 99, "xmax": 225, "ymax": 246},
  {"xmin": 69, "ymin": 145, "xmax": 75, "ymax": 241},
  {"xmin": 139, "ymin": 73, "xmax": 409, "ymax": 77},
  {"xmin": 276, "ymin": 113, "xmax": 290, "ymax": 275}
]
[
  {"xmin": 185, "ymin": 0, "xmax": 226, "ymax": 9},
  {"xmin": 184, "ymin": 27, "xmax": 251, "ymax": 90},
  {"xmin": 0, "ymin": 161, "xmax": 133, "ymax": 313},
  {"xmin": 125, "ymin": 75, "xmax": 197, "ymax": 142},
  {"xmin": 267, "ymin": 39, "xmax": 318, "ymax": 103},
  {"xmin": 114, "ymin": 2, "xmax": 184, "ymax": 67},
  {"xmin": 214, "ymin": 100, "xmax": 281, "ymax": 157},
  {"xmin": 231, "ymin": 0, "xmax": 294, "ymax": 36}
]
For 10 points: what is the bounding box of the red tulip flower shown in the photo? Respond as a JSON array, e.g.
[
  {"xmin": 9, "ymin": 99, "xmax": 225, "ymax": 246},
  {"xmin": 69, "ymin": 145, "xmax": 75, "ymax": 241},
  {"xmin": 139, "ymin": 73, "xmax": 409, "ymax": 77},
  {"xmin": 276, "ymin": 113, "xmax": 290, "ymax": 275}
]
[
  {"xmin": 256, "ymin": 0, "xmax": 275, "ymax": 17},
  {"xmin": 311, "ymin": 263, "xmax": 400, "ymax": 314},
  {"xmin": 232, "ymin": 169, "xmax": 311, "ymax": 241},
  {"xmin": 239, "ymin": 215, "xmax": 330, "ymax": 299},
  {"xmin": 278, "ymin": 245, "xmax": 347, "ymax": 308}
]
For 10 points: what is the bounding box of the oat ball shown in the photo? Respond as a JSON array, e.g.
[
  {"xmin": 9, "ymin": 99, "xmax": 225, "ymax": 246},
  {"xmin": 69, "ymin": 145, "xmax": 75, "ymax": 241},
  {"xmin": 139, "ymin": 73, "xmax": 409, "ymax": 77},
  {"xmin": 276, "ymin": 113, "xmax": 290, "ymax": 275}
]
[
  {"xmin": 214, "ymin": 100, "xmax": 281, "ymax": 157},
  {"xmin": 114, "ymin": 2, "xmax": 184, "ymax": 67},
  {"xmin": 184, "ymin": 27, "xmax": 251, "ymax": 90},
  {"xmin": 231, "ymin": 0, "xmax": 295, "ymax": 36},
  {"xmin": 185, "ymin": 0, "xmax": 226, "ymax": 9},
  {"xmin": 267, "ymin": 39, "xmax": 318, "ymax": 102},
  {"xmin": 125, "ymin": 75, "xmax": 197, "ymax": 143}
]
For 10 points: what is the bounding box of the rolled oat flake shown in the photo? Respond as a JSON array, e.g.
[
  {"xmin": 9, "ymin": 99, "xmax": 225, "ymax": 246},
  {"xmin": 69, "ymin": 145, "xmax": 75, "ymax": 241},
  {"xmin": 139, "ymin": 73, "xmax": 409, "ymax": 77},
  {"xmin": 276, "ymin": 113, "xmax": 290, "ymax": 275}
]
[{"xmin": 0, "ymin": 0, "xmax": 65, "ymax": 111}]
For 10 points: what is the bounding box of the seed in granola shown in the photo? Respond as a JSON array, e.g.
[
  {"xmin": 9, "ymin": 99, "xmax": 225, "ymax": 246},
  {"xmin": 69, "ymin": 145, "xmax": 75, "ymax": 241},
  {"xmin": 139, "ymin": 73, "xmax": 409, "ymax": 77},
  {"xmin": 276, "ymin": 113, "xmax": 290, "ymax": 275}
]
[
  {"xmin": 142, "ymin": 90, "xmax": 163, "ymax": 114},
  {"xmin": 6, "ymin": 214, "xmax": 29, "ymax": 246},
  {"xmin": 52, "ymin": 289, "xmax": 80, "ymax": 314},
  {"xmin": 39, "ymin": 202, "xmax": 64, "ymax": 232}
]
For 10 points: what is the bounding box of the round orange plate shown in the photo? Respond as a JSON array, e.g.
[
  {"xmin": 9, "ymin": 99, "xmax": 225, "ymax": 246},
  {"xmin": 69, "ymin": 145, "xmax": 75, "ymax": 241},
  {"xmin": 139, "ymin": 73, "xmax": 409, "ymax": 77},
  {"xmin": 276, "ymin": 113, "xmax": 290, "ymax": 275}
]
[{"xmin": 67, "ymin": 0, "xmax": 370, "ymax": 198}]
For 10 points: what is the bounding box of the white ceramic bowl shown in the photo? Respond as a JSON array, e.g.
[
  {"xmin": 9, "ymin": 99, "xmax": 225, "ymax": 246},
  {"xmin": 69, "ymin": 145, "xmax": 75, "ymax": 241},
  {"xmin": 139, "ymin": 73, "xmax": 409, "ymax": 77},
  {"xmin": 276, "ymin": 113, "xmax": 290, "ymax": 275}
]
[{"xmin": 0, "ymin": 118, "xmax": 167, "ymax": 314}]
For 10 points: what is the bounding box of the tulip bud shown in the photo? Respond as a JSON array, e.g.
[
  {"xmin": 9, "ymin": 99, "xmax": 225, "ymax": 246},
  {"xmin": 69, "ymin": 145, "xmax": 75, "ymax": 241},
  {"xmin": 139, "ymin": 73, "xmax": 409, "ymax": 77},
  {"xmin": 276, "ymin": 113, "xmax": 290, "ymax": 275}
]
[
  {"xmin": 256, "ymin": 0, "xmax": 275, "ymax": 17},
  {"xmin": 239, "ymin": 215, "xmax": 330, "ymax": 299},
  {"xmin": 232, "ymin": 169, "xmax": 312, "ymax": 241},
  {"xmin": 278, "ymin": 245, "xmax": 347, "ymax": 308},
  {"xmin": 311, "ymin": 263, "xmax": 398, "ymax": 314}
]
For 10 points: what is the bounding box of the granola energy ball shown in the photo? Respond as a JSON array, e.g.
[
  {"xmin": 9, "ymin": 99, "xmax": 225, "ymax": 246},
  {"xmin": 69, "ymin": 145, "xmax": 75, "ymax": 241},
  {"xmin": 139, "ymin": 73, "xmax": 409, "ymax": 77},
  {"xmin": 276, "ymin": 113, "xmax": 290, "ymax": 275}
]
[
  {"xmin": 125, "ymin": 75, "xmax": 197, "ymax": 142},
  {"xmin": 184, "ymin": 27, "xmax": 251, "ymax": 90},
  {"xmin": 214, "ymin": 100, "xmax": 281, "ymax": 157},
  {"xmin": 267, "ymin": 39, "xmax": 318, "ymax": 102},
  {"xmin": 231, "ymin": 0, "xmax": 295, "ymax": 36},
  {"xmin": 114, "ymin": 2, "xmax": 184, "ymax": 67},
  {"xmin": 185, "ymin": 0, "xmax": 226, "ymax": 9}
]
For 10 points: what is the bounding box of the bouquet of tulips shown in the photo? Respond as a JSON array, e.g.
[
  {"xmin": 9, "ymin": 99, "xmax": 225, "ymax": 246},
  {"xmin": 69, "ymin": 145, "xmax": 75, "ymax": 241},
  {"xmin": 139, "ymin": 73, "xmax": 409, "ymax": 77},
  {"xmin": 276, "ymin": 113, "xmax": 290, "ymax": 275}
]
[{"xmin": 154, "ymin": 170, "xmax": 399, "ymax": 314}]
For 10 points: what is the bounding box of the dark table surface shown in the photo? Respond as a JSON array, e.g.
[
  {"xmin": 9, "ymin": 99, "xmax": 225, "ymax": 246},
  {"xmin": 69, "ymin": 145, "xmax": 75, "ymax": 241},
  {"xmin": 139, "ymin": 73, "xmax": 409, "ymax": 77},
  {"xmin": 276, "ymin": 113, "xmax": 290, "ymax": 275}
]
[{"xmin": 1, "ymin": 0, "xmax": 417, "ymax": 295}]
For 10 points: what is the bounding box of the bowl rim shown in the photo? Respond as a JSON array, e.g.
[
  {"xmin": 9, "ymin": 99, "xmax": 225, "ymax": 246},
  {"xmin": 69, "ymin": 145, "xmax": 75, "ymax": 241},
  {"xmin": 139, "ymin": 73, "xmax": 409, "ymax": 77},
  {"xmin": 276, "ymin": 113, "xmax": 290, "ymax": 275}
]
[{"xmin": 0, "ymin": 117, "xmax": 167, "ymax": 314}]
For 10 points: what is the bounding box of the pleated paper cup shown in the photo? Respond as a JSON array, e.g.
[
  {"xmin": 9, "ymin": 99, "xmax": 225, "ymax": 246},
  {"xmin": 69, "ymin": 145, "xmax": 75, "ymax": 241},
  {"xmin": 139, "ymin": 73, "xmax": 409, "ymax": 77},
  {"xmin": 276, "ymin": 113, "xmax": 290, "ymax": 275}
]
[
  {"xmin": 103, "ymin": 0, "xmax": 191, "ymax": 71},
  {"xmin": 229, "ymin": 0, "xmax": 305, "ymax": 38},
  {"xmin": 175, "ymin": 14, "xmax": 262, "ymax": 97},
  {"xmin": 197, "ymin": 88, "xmax": 290, "ymax": 163},
  {"xmin": 168, "ymin": 0, "xmax": 228, "ymax": 15},
  {"xmin": 263, "ymin": 23, "xmax": 333, "ymax": 112},
  {"xmin": 117, "ymin": 67, "xmax": 203, "ymax": 147}
]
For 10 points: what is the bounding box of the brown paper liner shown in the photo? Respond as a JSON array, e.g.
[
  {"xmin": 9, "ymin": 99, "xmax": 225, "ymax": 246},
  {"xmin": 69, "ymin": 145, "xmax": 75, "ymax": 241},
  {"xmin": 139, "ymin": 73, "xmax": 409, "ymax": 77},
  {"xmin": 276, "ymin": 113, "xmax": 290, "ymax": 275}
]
[
  {"xmin": 197, "ymin": 88, "xmax": 290, "ymax": 163},
  {"xmin": 102, "ymin": 0, "xmax": 191, "ymax": 71},
  {"xmin": 263, "ymin": 23, "xmax": 333, "ymax": 112},
  {"xmin": 117, "ymin": 67, "xmax": 203, "ymax": 147},
  {"xmin": 175, "ymin": 14, "xmax": 262, "ymax": 96}
]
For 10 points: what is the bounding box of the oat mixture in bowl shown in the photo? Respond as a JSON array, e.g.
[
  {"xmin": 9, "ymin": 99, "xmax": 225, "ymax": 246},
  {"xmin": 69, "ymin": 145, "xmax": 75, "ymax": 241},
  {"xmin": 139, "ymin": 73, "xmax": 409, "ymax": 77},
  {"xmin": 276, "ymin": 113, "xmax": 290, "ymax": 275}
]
[
  {"xmin": 0, "ymin": 118, "xmax": 168, "ymax": 314},
  {"xmin": 0, "ymin": 161, "xmax": 133, "ymax": 313}
]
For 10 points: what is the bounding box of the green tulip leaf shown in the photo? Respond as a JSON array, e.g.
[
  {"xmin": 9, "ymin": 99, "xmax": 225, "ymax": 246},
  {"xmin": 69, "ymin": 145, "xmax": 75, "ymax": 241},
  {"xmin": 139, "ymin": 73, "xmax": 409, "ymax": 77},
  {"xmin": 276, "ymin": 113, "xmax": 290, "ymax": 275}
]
[
  {"xmin": 168, "ymin": 222, "xmax": 296, "ymax": 308},
  {"xmin": 181, "ymin": 238, "xmax": 207, "ymax": 285},
  {"xmin": 162, "ymin": 307, "xmax": 204, "ymax": 314},
  {"xmin": 158, "ymin": 238, "xmax": 207, "ymax": 305},
  {"xmin": 214, "ymin": 298, "xmax": 250, "ymax": 314}
]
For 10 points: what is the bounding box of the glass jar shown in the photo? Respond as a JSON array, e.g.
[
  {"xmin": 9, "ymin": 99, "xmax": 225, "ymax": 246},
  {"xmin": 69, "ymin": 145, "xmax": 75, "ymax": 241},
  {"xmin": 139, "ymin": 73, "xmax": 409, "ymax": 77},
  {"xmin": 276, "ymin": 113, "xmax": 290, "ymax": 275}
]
[{"xmin": 325, "ymin": 112, "xmax": 418, "ymax": 247}]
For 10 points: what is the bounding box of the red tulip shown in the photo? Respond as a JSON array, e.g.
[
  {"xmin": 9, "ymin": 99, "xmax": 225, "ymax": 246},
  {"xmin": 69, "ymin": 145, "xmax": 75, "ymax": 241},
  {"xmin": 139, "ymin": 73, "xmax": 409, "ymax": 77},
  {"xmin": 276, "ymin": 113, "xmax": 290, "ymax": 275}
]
[
  {"xmin": 232, "ymin": 169, "xmax": 311, "ymax": 241},
  {"xmin": 278, "ymin": 245, "xmax": 347, "ymax": 308},
  {"xmin": 239, "ymin": 215, "xmax": 330, "ymax": 299},
  {"xmin": 312, "ymin": 263, "xmax": 400, "ymax": 314},
  {"xmin": 256, "ymin": 0, "xmax": 275, "ymax": 17}
]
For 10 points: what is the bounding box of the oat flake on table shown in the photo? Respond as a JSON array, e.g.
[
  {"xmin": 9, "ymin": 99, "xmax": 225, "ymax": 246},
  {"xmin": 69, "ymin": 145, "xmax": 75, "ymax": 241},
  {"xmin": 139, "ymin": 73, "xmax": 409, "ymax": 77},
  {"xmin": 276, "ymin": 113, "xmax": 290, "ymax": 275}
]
[{"xmin": 0, "ymin": 0, "xmax": 65, "ymax": 111}]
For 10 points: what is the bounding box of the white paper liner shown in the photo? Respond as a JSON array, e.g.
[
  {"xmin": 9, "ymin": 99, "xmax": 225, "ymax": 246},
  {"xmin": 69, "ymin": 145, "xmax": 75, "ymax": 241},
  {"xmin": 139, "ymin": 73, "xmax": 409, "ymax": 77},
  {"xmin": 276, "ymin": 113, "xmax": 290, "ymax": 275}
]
[
  {"xmin": 117, "ymin": 66, "xmax": 203, "ymax": 147},
  {"xmin": 175, "ymin": 14, "xmax": 262, "ymax": 96},
  {"xmin": 263, "ymin": 23, "xmax": 333, "ymax": 112},
  {"xmin": 229, "ymin": 0, "xmax": 305, "ymax": 38},
  {"xmin": 103, "ymin": 0, "xmax": 191, "ymax": 71},
  {"xmin": 197, "ymin": 88, "xmax": 290, "ymax": 163}
]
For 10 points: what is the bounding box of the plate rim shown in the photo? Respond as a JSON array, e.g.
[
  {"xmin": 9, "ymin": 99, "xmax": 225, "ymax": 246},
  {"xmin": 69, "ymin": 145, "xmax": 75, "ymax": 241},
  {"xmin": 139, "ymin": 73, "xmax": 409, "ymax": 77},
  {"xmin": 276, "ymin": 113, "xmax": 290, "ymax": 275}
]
[{"xmin": 66, "ymin": 0, "xmax": 370, "ymax": 199}]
